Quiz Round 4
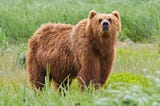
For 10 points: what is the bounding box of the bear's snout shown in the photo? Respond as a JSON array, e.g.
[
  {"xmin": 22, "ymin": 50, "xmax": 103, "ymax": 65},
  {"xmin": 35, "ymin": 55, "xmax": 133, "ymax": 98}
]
[{"xmin": 102, "ymin": 21, "xmax": 110, "ymax": 31}]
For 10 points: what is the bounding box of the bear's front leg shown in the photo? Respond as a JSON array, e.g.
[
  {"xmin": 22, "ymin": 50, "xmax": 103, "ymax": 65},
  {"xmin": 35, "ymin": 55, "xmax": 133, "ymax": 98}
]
[
  {"xmin": 78, "ymin": 56, "xmax": 101, "ymax": 90},
  {"xmin": 100, "ymin": 53, "xmax": 115, "ymax": 86}
]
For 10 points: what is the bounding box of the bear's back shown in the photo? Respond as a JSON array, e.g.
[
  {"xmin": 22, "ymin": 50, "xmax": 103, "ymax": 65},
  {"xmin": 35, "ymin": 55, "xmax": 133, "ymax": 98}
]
[
  {"xmin": 28, "ymin": 23, "xmax": 75, "ymax": 70},
  {"xmin": 30, "ymin": 23, "xmax": 73, "ymax": 50}
]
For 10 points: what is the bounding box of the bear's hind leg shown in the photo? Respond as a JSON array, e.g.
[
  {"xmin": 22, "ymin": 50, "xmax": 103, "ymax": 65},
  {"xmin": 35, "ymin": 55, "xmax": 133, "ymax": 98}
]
[{"xmin": 27, "ymin": 63, "xmax": 46, "ymax": 90}]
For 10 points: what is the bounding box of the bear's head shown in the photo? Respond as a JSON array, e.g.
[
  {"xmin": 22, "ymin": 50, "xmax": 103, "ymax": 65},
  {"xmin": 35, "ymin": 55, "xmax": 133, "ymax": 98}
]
[{"xmin": 88, "ymin": 10, "xmax": 121, "ymax": 37}]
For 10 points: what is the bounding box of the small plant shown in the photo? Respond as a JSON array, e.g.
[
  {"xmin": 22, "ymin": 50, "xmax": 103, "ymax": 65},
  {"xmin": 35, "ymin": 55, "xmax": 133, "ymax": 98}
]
[
  {"xmin": 149, "ymin": 36, "xmax": 160, "ymax": 54},
  {"xmin": 16, "ymin": 43, "xmax": 27, "ymax": 68},
  {"xmin": 0, "ymin": 28, "xmax": 7, "ymax": 47},
  {"xmin": 0, "ymin": 28, "xmax": 8, "ymax": 55}
]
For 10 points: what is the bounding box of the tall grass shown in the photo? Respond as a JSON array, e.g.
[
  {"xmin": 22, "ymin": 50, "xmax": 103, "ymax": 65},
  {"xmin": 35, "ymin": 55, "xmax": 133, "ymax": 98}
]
[
  {"xmin": 114, "ymin": 44, "xmax": 160, "ymax": 76},
  {"xmin": 0, "ymin": 0, "xmax": 159, "ymax": 43},
  {"xmin": 0, "ymin": 74, "xmax": 160, "ymax": 106}
]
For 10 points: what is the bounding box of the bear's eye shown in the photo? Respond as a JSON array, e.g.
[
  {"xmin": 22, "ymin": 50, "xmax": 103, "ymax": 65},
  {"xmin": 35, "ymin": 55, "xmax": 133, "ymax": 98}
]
[
  {"xmin": 99, "ymin": 19, "xmax": 102, "ymax": 24},
  {"xmin": 108, "ymin": 18, "xmax": 112, "ymax": 23}
]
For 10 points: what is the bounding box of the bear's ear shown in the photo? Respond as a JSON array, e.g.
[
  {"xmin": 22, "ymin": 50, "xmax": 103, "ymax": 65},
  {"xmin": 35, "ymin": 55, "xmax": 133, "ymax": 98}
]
[
  {"xmin": 112, "ymin": 11, "xmax": 120, "ymax": 20},
  {"xmin": 112, "ymin": 11, "xmax": 121, "ymax": 32},
  {"xmin": 89, "ymin": 10, "xmax": 97, "ymax": 19}
]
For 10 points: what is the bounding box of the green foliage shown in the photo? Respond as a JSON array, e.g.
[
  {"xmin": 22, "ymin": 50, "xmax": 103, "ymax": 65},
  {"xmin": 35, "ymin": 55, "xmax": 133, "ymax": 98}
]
[
  {"xmin": 114, "ymin": 44, "xmax": 160, "ymax": 75},
  {"xmin": 95, "ymin": 76, "xmax": 160, "ymax": 106},
  {"xmin": 0, "ymin": 28, "xmax": 7, "ymax": 47},
  {"xmin": 0, "ymin": 28, "xmax": 8, "ymax": 55},
  {"xmin": 0, "ymin": 75, "xmax": 160, "ymax": 106},
  {"xmin": 107, "ymin": 72, "xmax": 149, "ymax": 89},
  {"xmin": 0, "ymin": 0, "xmax": 159, "ymax": 43},
  {"xmin": 149, "ymin": 36, "xmax": 160, "ymax": 54},
  {"xmin": 16, "ymin": 43, "xmax": 27, "ymax": 68}
]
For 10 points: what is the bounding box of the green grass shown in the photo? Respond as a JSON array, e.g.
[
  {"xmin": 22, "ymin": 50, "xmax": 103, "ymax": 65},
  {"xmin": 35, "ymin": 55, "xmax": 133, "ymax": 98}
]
[
  {"xmin": 0, "ymin": 70, "xmax": 158, "ymax": 106},
  {"xmin": 0, "ymin": 0, "xmax": 160, "ymax": 43},
  {"xmin": 107, "ymin": 72, "xmax": 149, "ymax": 89},
  {"xmin": 0, "ymin": 72, "xmax": 160, "ymax": 106},
  {"xmin": 114, "ymin": 44, "xmax": 160, "ymax": 75}
]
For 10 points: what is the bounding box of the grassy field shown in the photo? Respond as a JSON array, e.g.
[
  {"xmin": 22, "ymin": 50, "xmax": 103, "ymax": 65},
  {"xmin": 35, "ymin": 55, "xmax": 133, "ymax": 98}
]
[{"xmin": 0, "ymin": 0, "xmax": 160, "ymax": 106}]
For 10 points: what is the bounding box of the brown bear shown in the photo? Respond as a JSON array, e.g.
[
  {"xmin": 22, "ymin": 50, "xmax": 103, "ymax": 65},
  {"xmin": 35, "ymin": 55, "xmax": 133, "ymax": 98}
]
[{"xmin": 26, "ymin": 10, "xmax": 121, "ymax": 90}]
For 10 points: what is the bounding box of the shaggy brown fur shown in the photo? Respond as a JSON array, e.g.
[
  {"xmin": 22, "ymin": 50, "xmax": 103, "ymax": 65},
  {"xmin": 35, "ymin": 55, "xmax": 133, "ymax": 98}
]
[{"xmin": 27, "ymin": 10, "xmax": 121, "ymax": 90}]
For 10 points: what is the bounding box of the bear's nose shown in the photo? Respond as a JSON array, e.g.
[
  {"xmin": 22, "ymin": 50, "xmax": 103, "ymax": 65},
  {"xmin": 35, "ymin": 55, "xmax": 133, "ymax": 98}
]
[
  {"xmin": 102, "ymin": 21, "xmax": 109, "ymax": 31},
  {"xmin": 102, "ymin": 22, "xmax": 109, "ymax": 26}
]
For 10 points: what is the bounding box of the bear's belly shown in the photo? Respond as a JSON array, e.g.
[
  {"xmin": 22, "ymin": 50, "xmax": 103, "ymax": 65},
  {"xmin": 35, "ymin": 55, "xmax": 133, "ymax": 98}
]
[
  {"xmin": 49, "ymin": 53, "xmax": 77, "ymax": 82},
  {"xmin": 36, "ymin": 47, "xmax": 77, "ymax": 82}
]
